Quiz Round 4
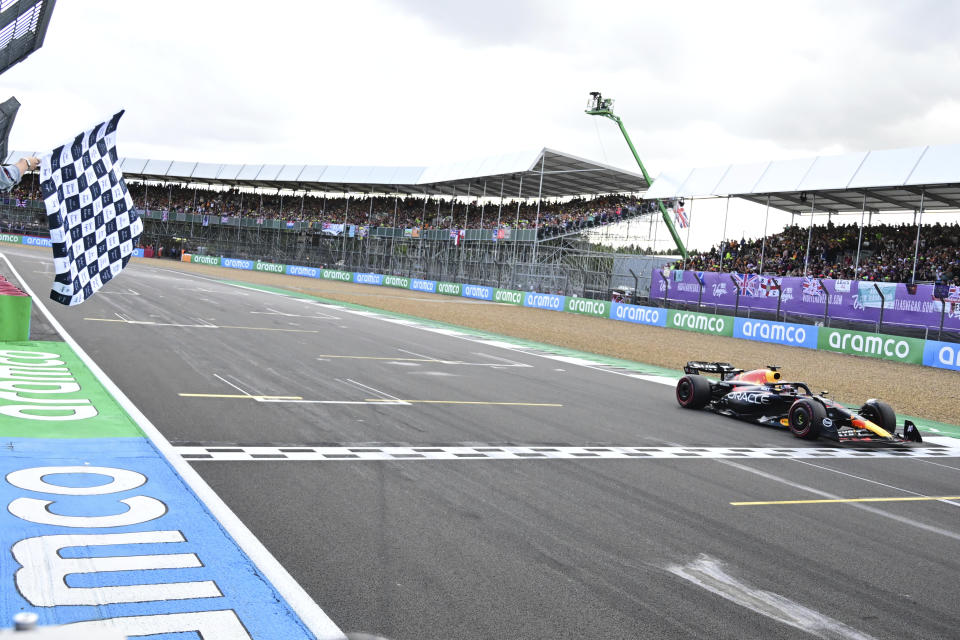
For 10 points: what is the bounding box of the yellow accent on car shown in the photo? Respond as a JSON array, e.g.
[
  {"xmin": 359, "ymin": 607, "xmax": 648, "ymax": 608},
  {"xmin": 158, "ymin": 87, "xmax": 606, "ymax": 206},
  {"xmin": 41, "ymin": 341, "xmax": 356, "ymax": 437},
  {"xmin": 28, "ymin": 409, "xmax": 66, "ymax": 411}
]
[{"xmin": 852, "ymin": 417, "xmax": 893, "ymax": 439}]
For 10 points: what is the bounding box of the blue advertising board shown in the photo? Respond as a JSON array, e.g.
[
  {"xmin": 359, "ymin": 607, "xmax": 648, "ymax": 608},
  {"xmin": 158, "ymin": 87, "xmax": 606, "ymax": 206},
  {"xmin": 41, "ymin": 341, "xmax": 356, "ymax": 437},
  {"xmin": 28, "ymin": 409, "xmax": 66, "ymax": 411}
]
[
  {"xmin": 461, "ymin": 284, "xmax": 493, "ymax": 301},
  {"xmin": 409, "ymin": 278, "xmax": 437, "ymax": 293},
  {"xmin": 733, "ymin": 317, "xmax": 819, "ymax": 349},
  {"xmin": 923, "ymin": 340, "xmax": 960, "ymax": 371},
  {"xmin": 220, "ymin": 258, "xmax": 253, "ymax": 270},
  {"xmin": 353, "ymin": 272, "xmax": 384, "ymax": 286},
  {"xmin": 285, "ymin": 264, "xmax": 321, "ymax": 278},
  {"xmin": 523, "ymin": 292, "xmax": 564, "ymax": 311},
  {"xmin": 609, "ymin": 303, "xmax": 667, "ymax": 327}
]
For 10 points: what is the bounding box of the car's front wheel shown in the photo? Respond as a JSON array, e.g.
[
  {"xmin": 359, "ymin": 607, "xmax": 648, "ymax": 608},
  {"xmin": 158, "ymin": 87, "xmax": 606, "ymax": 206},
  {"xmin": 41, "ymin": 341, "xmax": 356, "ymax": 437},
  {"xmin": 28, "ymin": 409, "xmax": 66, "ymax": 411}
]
[
  {"xmin": 860, "ymin": 399, "xmax": 897, "ymax": 435},
  {"xmin": 788, "ymin": 398, "xmax": 826, "ymax": 440},
  {"xmin": 676, "ymin": 375, "xmax": 711, "ymax": 409}
]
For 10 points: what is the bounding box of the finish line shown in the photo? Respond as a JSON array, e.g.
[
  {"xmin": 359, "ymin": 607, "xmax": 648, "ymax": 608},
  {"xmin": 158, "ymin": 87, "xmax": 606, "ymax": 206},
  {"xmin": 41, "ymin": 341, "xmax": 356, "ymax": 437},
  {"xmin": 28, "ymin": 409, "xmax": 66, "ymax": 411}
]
[{"xmin": 177, "ymin": 440, "xmax": 960, "ymax": 462}]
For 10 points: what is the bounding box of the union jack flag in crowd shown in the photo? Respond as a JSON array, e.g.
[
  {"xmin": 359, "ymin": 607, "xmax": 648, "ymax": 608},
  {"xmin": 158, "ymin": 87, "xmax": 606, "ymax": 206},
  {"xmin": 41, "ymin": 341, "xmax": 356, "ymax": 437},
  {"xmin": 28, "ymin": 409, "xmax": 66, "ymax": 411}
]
[
  {"xmin": 731, "ymin": 272, "xmax": 761, "ymax": 296},
  {"xmin": 802, "ymin": 276, "xmax": 824, "ymax": 297},
  {"xmin": 674, "ymin": 204, "xmax": 689, "ymax": 228}
]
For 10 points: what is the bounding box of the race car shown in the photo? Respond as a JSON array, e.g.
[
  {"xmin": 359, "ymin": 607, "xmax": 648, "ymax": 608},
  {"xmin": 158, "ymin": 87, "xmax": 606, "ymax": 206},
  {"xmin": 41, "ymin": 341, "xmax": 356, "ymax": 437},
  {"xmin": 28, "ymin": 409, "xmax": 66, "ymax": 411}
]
[{"xmin": 675, "ymin": 361, "xmax": 923, "ymax": 444}]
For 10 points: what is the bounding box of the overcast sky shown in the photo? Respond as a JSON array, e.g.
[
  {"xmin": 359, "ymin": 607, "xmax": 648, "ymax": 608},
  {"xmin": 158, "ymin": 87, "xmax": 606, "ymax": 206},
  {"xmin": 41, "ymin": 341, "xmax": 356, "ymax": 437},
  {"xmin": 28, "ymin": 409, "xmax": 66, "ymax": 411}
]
[{"xmin": 4, "ymin": 0, "xmax": 959, "ymax": 250}]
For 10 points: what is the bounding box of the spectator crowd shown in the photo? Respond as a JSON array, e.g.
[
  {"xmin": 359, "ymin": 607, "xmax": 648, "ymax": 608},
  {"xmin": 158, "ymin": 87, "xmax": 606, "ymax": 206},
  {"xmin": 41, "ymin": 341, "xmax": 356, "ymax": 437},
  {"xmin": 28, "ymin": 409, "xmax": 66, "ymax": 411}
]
[
  {"xmin": 678, "ymin": 221, "xmax": 960, "ymax": 284},
  {"xmin": 124, "ymin": 182, "xmax": 643, "ymax": 235}
]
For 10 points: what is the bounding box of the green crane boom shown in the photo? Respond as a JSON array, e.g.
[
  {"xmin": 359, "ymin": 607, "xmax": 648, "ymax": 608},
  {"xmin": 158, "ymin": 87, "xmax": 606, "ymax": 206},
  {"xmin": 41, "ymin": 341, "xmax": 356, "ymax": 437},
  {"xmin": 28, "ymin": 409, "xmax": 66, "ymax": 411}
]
[{"xmin": 585, "ymin": 92, "xmax": 688, "ymax": 259}]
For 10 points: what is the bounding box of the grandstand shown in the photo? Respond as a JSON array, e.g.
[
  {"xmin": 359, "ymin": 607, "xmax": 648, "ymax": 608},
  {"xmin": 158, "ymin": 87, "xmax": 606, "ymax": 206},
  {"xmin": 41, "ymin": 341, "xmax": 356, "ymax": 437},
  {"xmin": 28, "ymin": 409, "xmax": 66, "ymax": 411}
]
[
  {"xmin": 647, "ymin": 143, "xmax": 960, "ymax": 284},
  {"xmin": 1, "ymin": 147, "xmax": 676, "ymax": 298}
]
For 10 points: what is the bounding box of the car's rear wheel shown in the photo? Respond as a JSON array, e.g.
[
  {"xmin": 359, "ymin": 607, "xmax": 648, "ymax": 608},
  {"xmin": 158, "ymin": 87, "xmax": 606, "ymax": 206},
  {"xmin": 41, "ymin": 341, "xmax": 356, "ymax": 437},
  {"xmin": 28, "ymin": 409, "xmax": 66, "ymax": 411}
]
[
  {"xmin": 860, "ymin": 399, "xmax": 897, "ymax": 435},
  {"xmin": 788, "ymin": 398, "xmax": 825, "ymax": 439},
  {"xmin": 676, "ymin": 375, "xmax": 711, "ymax": 409}
]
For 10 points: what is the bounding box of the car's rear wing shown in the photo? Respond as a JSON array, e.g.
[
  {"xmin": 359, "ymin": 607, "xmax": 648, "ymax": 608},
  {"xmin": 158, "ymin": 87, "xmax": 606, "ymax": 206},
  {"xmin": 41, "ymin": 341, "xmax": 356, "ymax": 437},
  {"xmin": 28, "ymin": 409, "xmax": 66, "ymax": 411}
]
[{"xmin": 684, "ymin": 361, "xmax": 743, "ymax": 380}]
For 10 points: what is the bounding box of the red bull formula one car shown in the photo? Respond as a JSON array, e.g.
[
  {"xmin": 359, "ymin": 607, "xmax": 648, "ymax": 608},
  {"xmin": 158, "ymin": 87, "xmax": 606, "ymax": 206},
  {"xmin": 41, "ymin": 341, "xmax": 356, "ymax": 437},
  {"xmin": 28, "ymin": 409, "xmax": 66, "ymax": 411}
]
[{"xmin": 675, "ymin": 361, "xmax": 923, "ymax": 444}]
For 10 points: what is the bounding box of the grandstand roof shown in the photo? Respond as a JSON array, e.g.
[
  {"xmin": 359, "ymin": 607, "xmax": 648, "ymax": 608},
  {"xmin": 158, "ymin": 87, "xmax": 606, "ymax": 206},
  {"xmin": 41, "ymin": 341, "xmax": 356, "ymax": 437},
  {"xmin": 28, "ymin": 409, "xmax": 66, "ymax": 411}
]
[
  {"xmin": 646, "ymin": 144, "xmax": 960, "ymax": 215},
  {"xmin": 0, "ymin": 0, "xmax": 56, "ymax": 76},
  {"xmin": 7, "ymin": 147, "xmax": 647, "ymax": 198}
]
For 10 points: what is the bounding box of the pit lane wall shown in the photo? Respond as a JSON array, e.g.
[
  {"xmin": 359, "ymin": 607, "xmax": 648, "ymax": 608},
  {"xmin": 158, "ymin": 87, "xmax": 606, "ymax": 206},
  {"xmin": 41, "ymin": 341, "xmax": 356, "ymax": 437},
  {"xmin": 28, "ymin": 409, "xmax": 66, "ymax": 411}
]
[{"xmin": 175, "ymin": 252, "xmax": 960, "ymax": 373}]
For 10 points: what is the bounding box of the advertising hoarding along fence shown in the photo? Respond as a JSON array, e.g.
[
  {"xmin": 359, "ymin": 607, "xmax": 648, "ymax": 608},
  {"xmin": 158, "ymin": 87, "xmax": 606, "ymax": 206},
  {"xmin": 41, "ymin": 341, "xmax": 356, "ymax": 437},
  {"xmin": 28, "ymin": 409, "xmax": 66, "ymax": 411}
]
[
  {"xmin": 352, "ymin": 272, "xmax": 384, "ymax": 286},
  {"xmin": 817, "ymin": 327, "xmax": 924, "ymax": 364},
  {"xmin": 609, "ymin": 303, "xmax": 667, "ymax": 326},
  {"xmin": 221, "ymin": 258, "xmax": 253, "ymax": 271},
  {"xmin": 437, "ymin": 282, "xmax": 462, "ymax": 296},
  {"xmin": 493, "ymin": 288, "xmax": 524, "ymax": 305},
  {"xmin": 254, "ymin": 260, "xmax": 285, "ymax": 274},
  {"xmin": 667, "ymin": 309, "xmax": 734, "ymax": 336},
  {"xmin": 733, "ymin": 318, "xmax": 818, "ymax": 349},
  {"xmin": 321, "ymin": 269, "xmax": 352, "ymax": 282},
  {"xmin": 923, "ymin": 340, "xmax": 960, "ymax": 371},
  {"xmin": 462, "ymin": 284, "xmax": 493, "ymax": 301},
  {"xmin": 285, "ymin": 264, "xmax": 321, "ymax": 278},
  {"xmin": 114, "ymin": 252, "xmax": 960, "ymax": 374},
  {"xmin": 523, "ymin": 292, "xmax": 565, "ymax": 311},
  {"xmin": 383, "ymin": 275, "xmax": 410, "ymax": 289},
  {"xmin": 409, "ymin": 278, "xmax": 437, "ymax": 293},
  {"xmin": 565, "ymin": 297, "xmax": 609, "ymax": 317}
]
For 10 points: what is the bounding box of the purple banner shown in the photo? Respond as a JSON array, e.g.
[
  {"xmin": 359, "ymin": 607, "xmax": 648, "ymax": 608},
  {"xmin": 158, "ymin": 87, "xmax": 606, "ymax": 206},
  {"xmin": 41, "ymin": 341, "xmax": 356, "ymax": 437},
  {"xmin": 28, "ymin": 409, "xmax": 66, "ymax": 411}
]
[{"xmin": 653, "ymin": 270, "xmax": 960, "ymax": 332}]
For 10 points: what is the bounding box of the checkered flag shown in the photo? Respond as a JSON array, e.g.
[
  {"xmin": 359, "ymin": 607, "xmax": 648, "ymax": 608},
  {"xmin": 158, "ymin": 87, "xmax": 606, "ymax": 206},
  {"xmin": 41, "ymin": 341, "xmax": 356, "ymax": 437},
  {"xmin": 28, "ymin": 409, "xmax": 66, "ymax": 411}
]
[{"xmin": 40, "ymin": 111, "xmax": 142, "ymax": 305}]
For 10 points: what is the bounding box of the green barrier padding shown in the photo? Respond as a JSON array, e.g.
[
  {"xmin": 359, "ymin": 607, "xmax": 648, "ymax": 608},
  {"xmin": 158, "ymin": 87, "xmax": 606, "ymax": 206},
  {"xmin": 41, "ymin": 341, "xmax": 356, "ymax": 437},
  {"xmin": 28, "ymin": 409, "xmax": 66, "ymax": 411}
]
[
  {"xmin": 666, "ymin": 309, "xmax": 735, "ymax": 336},
  {"xmin": 817, "ymin": 327, "xmax": 924, "ymax": 364},
  {"xmin": 565, "ymin": 297, "xmax": 610, "ymax": 317},
  {"xmin": 493, "ymin": 288, "xmax": 523, "ymax": 305},
  {"xmin": 437, "ymin": 282, "xmax": 462, "ymax": 296}
]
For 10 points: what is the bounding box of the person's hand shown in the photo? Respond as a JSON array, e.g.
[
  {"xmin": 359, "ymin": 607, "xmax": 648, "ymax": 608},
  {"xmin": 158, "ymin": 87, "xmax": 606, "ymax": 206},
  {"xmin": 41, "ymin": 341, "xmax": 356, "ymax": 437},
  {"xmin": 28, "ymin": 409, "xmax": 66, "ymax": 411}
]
[{"xmin": 18, "ymin": 156, "xmax": 39, "ymax": 173}]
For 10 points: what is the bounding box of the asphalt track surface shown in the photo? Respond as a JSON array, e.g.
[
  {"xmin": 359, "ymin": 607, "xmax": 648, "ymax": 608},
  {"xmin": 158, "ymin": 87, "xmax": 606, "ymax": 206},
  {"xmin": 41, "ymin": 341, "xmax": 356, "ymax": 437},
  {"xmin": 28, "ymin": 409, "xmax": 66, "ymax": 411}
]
[{"xmin": 5, "ymin": 245, "xmax": 960, "ymax": 640}]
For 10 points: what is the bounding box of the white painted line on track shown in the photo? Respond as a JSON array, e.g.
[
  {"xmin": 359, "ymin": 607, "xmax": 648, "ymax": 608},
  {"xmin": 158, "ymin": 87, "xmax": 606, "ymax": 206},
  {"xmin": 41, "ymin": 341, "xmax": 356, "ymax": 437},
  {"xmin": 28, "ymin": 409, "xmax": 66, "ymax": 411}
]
[
  {"xmin": 340, "ymin": 378, "xmax": 411, "ymax": 405},
  {"xmin": 667, "ymin": 554, "xmax": 877, "ymax": 640},
  {"xmin": 0, "ymin": 253, "xmax": 347, "ymax": 640},
  {"xmin": 177, "ymin": 441, "xmax": 960, "ymax": 462}
]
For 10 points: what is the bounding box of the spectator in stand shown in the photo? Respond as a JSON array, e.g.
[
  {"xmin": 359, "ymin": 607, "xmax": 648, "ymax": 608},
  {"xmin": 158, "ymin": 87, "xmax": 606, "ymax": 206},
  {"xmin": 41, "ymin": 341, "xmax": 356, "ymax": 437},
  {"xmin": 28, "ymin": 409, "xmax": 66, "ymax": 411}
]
[{"xmin": 676, "ymin": 221, "xmax": 960, "ymax": 285}]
